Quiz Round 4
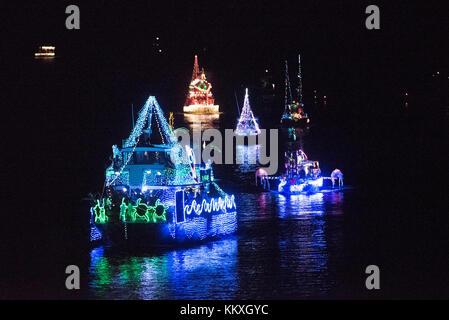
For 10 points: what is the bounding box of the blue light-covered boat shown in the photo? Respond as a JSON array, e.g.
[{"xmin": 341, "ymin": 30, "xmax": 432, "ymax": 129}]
[
  {"xmin": 90, "ymin": 96, "xmax": 237, "ymax": 246},
  {"xmin": 257, "ymin": 149, "xmax": 342, "ymax": 194}
]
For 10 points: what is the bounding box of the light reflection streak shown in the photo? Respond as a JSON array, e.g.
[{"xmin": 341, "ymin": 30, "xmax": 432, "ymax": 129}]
[
  {"xmin": 183, "ymin": 113, "xmax": 220, "ymax": 131},
  {"xmin": 89, "ymin": 239, "xmax": 237, "ymax": 299},
  {"xmin": 235, "ymin": 144, "xmax": 260, "ymax": 173}
]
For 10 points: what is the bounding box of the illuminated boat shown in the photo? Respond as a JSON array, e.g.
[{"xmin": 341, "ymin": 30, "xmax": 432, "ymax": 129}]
[
  {"xmin": 257, "ymin": 149, "xmax": 331, "ymax": 194},
  {"xmin": 90, "ymin": 96, "xmax": 237, "ymax": 246},
  {"xmin": 235, "ymin": 89, "xmax": 261, "ymax": 136},
  {"xmin": 34, "ymin": 46, "xmax": 55, "ymax": 58},
  {"xmin": 277, "ymin": 149, "xmax": 323, "ymax": 194},
  {"xmin": 280, "ymin": 55, "xmax": 310, "ymax": 127},
  {"xmin": 183, "ymin": 55, "xmax": 219, "ymax": 114}
]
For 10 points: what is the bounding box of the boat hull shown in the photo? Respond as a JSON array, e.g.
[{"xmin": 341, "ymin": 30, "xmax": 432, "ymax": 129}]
[
  {"xmin": 91, "ymin": 211, "xmax": 237, "ymax": 247},
  {"xmin": 261, "ymin": 176, "xmax": 331, "ymax": 194},
  {"xmin": 183, "ymin": 104, "xmax": 219, "ymax": 114}
]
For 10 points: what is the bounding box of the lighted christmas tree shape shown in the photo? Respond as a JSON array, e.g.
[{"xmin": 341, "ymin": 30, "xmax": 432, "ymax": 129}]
[
  {"xmin": 183, "ymin": 55, "xmax": 219, "ymax": 114},
  {"xmin": 190, "ymin": 55, "xmax": 200, "ymax": 82},
  {"xmin": 235, "ymin": 89, "xmax": 261, "ymax": 136},
  {"xmin": 281, "ymin": 54, "xmax": 308, "ymax": 123},
  {"xmin": 124, "ymin": 96, "xmax": 174, "ymax": 148}
]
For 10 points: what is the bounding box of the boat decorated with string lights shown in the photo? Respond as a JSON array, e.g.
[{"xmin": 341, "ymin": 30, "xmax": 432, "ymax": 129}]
[
  {"xmin": 90, "ymin": 96, "xmax": 237, "ymax": 246},
  {"xmin": 183, "ymin": 55, "xmax": 219, "ymax": 114},
  {"xmin": 256, "ymin": 148, "xmax": 343, "ymax": 194},
  {"xmin": 235, "ymin": 89, "xmax": 261, "ymax": 136},
  {"xmin": 280, "ymin": 54, "xmax": 310, "ymax": 127}
]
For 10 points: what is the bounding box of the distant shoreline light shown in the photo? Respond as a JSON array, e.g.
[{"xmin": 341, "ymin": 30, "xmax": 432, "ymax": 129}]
[
  {"xmin": 34, "ymin": 52, "xmax": 55, "ymax": 57},
  {"xmin": 34, "ymin": 46, "xmax": 55, "ymax": 57}
]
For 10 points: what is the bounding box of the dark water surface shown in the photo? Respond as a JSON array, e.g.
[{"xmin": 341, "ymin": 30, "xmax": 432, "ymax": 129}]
[{"xmin": 88, "ymin": 190, "xmax": 346, "ymax": 299}]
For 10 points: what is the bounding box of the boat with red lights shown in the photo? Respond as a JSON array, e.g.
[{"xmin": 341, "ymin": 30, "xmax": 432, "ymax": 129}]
[{"xmin": 183, "ymin": 55, "xmax": 219, "ymax": 114}]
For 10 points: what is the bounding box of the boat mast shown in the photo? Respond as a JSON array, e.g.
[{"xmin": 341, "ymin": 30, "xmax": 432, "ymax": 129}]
[
  {"xmin": 185, "ymin": 55, "xmax": 200, "ymax": 107},
  {"xmin": 284, "ymin": 60, "xmax": 293, "ymax": 112},
  {"xmin": 234, "ymin": 89, "xmax": 240, "ymax": 115},
  {"xmin": 191, "ymin": 55, "xmax": 200, "ymax": 82},
  {"xmin": 297, "ymin": 54, "xmax": 304, "ymax": 106},
  {"xmin": 131, "ymin": 104, "xmax": 135, "ymax": 129}
]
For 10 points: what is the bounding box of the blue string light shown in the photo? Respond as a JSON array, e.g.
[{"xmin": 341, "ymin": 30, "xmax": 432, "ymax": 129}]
[
  {"xmin": 167, "ymin": 211, "xmax": 237, "ymax": 240},
  {"xmin": 209, "ymin": 212, "xmax": 237, "ymax": 237},
  {"xmin": 184, "ymin": 195, "xmax": 237, "ymax": 216},
  {"xmin": 124, "ymin": 96, "xmax": 174, "ymax": 148}
]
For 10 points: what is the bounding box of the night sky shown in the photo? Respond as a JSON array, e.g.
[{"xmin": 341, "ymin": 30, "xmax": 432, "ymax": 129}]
[{"xmin": 4, "ymin": 1, "xmax": 448, "ymax": 105}]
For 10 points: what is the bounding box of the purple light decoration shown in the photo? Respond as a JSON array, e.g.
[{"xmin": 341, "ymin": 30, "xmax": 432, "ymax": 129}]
[{"xmin": 235, "ymin": 89, "xmax": 261, "ymax": 136}]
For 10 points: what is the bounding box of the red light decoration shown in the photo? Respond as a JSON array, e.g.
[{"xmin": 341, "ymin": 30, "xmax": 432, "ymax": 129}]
[{"xmin": 183, "ymin": 55, "xmax": 219, "ymax": 114}]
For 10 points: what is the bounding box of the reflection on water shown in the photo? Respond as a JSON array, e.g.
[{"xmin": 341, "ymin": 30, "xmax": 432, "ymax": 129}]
[
  {"xmin": 183, "ymin": 113, "xmax": 220, "ymax": 131},
  {"xmin": 235, "ymin": 144, "xmax": 260, "ymax": 173},
  {"xmin": 89, "ymin": 239, "xmax": 237, "ymax": 299},
  {"xmin": 278, "ymin": 193, "xmax": 325, "ymax": 217},
  {"xmin": 89, "ymin": 191, "xmax": 345, "ymax": 299},
  {"xmin": 276, "ymin": 193, "xmax": 332, "ymax": 295}
]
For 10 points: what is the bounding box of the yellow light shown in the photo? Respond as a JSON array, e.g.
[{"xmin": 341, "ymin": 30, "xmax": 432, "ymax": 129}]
[
  {"xmin": 34, "ymin": 52, "xmax": 55, "ymax": 57},
  {"xmin": 183, "ymin": 104, "xmax": 219, "ymax": 114},
  {"xmin": 35, "ymin": 46, "xmax": 55, "ymax": 57}
]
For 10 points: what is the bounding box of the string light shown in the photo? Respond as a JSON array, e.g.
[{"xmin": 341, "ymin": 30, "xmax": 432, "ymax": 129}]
[
  {"xmin": 183, "ymin": 55, "xmax": 219, "ymax": 113},
  {"xmin": 279, "ymin": 177, "xmax": 324, "ymax": 193},
  {"xmin": 185, "ymin": 145, "xmax": 199, "ymax": 184},
  {"xmin": 169, "ymin": 211, "xmax": 237, "ymax": 240},
  {"xmin": 281, "ymin": 55, "xmax": 309, "ymax": 122},
  {"xmin": 184, "ymin": 195, "xmax": 237, "ymax": 216},
  {"xmin": 153, "ymin": 105, "xmax": 166, "ymax": 144},
  {"xmin": 107, "ymin": 137, "xmax": 139, "ymax": 186},
  {"xmin": 108, "ymin": 96, "xmax": 175, "ymax": 187},
  {"xmin": 94, "ymin": 197, "xmax": 168, "ymax": 223},
  {"xmin": 93, "ymin": 199, "xmax": 108, "ymax": 223},
  {"xmin": 182, "ymin": 217, "xmax": 208, "ymax": 240},
  {"xmin": 124, "ymin": 96, "xmax": 174, "ymax": 148},
  {"xmin": 278, "ymin": 178, "xmax": 287, "ymax": 192},
  {"xmin": 93, "ymin": 93, "xmax": 238, "ymax": 243},
  {"xmin": 235, "ymin": 88, "xmax": 261, "ymax": 136},
  {"xmin": 297, "ymin": 54, "xmax": 304, "ymax": 106},
  {"xmin": 124, "ymin": 98, "xmax": 152, "ymax": 147},
  {"xmin": 290, "ymin": 183, "xmax": 307, "ymax": 192},
  {"xmin": 89, "ymin": 219, "xmax": 103, "ymax": 241},
  {"xmin": 209, "ymin": 212, "xmax": 237, "ymax": 237}
]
